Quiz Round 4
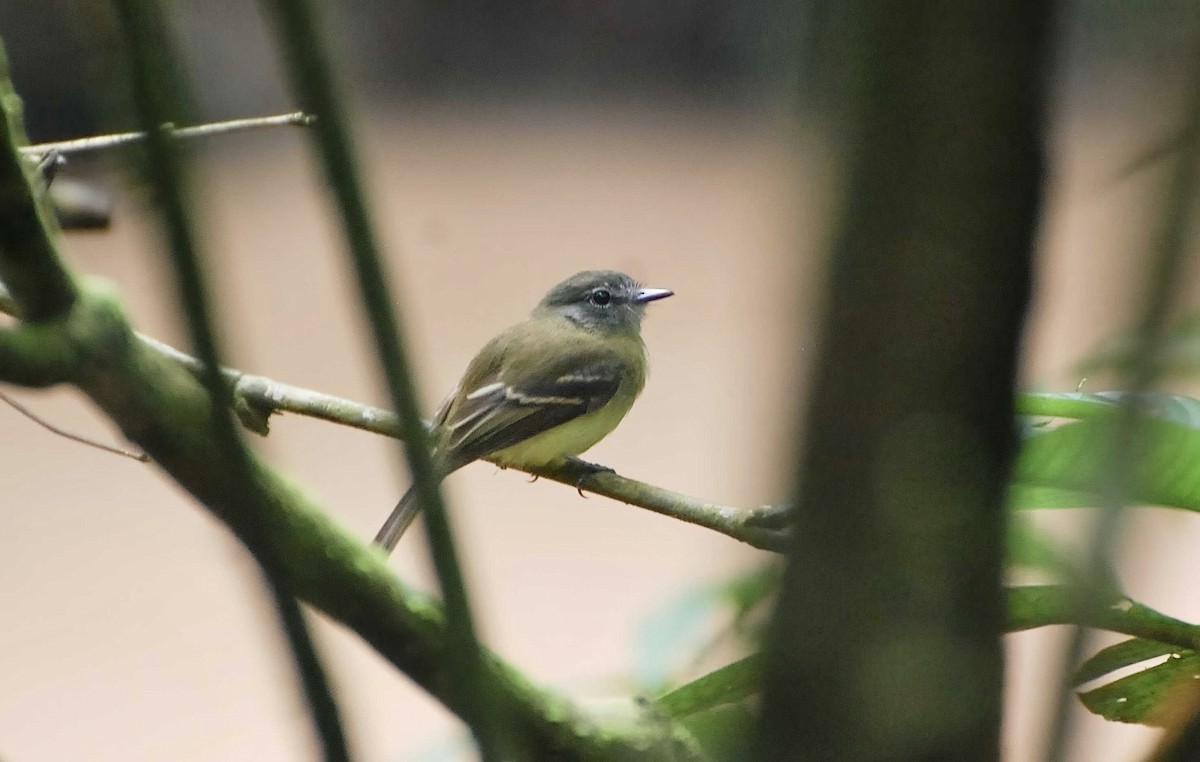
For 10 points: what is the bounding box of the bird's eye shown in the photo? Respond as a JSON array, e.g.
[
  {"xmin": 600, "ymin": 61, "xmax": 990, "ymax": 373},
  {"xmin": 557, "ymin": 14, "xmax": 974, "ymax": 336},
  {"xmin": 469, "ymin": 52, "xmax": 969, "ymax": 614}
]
[{"xmin": 589, "ymin": 288, "xmax": 612, "ymax": 306}]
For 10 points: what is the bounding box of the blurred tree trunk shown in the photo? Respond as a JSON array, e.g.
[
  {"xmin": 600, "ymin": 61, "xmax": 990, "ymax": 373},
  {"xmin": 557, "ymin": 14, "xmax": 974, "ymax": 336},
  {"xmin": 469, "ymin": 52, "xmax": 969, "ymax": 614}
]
[{"xmin": 758, "ymin": 3, "xmax": 1053, "ymax": 760}]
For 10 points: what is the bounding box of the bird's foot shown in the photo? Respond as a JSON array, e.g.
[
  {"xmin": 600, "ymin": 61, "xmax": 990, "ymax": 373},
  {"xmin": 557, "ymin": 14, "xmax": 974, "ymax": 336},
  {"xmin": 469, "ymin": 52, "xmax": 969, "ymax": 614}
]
[{"xmin": 560, "ymin": 457, "xmax": 615, "ymax": 497}]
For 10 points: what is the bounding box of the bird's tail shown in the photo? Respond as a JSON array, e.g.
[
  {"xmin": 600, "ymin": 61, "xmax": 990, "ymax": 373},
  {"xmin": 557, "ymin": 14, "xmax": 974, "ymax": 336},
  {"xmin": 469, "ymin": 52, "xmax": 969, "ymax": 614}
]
[{"xmin": 374, "ymin": 485, "xmax": 421, "ymax": 554}]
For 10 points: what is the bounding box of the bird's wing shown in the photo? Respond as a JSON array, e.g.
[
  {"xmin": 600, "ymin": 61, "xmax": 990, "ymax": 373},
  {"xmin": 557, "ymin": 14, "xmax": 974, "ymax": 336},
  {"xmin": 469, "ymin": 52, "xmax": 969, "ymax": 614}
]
[{"xmin": 438, "ymin": 353, "xmax": 627, "ymax": 468}]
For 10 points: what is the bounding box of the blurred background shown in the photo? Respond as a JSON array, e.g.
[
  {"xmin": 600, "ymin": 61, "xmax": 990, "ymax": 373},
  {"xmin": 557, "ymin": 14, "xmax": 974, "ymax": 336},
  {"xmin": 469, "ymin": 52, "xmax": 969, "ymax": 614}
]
[{"xmin": 1, "ymin": 1, "xmax": 1199, "ymax": 760}]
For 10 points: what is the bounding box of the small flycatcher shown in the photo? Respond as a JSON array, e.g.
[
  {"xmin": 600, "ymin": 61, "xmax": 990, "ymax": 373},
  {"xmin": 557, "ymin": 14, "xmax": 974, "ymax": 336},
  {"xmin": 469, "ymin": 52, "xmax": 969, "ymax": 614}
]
[{"xmin": 374, "ymin": 270, "xmax": 673, "ymax": 552}]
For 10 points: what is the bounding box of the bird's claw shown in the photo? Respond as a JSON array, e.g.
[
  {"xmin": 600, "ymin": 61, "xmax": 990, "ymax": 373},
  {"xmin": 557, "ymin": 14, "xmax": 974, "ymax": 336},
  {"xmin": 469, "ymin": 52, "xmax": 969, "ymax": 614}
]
[{"xmin": 561, "ymin": 457, "xmax": 615, "ymax": 497}]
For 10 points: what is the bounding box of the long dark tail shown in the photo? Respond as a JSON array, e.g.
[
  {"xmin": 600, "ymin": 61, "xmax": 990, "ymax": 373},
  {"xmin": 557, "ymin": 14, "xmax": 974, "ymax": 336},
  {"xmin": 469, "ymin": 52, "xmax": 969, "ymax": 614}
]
[{"xmin": 374, "ymin": 485, "xmax": 420, "ymax": 554}]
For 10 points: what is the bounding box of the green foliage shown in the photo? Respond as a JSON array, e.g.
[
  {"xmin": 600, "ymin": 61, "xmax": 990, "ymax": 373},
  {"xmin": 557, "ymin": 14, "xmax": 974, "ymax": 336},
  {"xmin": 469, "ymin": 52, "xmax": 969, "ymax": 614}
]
[
  {"xmin": 1074, "ymin": 638, "xmax": 1185, "ymax": 686},
  {"xmin": 658, "ymin": 654, "xmax": 764, "ymax": 719},
  {"xmin": 1075, "ymin": 639, "xmax": 1200, "ymax": 725},
  {"xmin": 1015, "ymin": 392, "xmax": 1200, "ymax": 512},
  {"xmin": 658, "ymin": 656, "xmax": 762, "ymax": 760},
  {"xmin": 639, "ymin": 389, "xmax": 1200, "ymax": 745},
  {"xmin": 634, "ymin": 567, "xmax": 775, "ymax": 758},
  {"xmin": 1010, "ymin": 392, "xmax": 1200, "ymax": 726},
  {"xmin": 635, "ymin": 564, "xmax": 777, "ymax": 690}
]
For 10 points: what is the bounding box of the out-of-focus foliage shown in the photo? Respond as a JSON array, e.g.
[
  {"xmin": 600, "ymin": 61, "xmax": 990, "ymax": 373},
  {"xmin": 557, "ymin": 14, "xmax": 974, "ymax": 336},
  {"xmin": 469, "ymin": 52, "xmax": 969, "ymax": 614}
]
[
  {"xmin": 1075, "ymin": 639, "xmax": 1200, "ymax": 726},
  {"xmin": 636, "ymin": 564, "xmax": 777, "ymax": 691},
  {"xmin": 1016, "ymin": 392, "xmax": 1200, "ymax": 513},
  {"xmin": 640, "ymin": 390, "xmax": 1200, "ymax": 749}
]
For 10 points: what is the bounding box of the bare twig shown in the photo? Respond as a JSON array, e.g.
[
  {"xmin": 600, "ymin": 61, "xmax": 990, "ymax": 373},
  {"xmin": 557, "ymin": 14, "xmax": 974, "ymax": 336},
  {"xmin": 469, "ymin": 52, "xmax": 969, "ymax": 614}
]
[
  {"xmin": 0, "ymin": 388, "xmax": 149, "ymax": 461},
  {"xmin": 217, "ymin": 364, "xmax": 793, "ymax": 550},
  {"xmin": 165, "ymin": 332, "xmax": 791, "ymax": 552},
  {"xmin": 19, "ymin": 112, "xmax": 315, "ymax": 158}
]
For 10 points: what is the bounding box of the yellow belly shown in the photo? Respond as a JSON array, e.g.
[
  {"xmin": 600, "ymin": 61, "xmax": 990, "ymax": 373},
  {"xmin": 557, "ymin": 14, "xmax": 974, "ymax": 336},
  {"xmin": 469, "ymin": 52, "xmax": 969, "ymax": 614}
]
[{"xmin": 489, "ymin": 379, "xmax": 641, "ymax": 468}]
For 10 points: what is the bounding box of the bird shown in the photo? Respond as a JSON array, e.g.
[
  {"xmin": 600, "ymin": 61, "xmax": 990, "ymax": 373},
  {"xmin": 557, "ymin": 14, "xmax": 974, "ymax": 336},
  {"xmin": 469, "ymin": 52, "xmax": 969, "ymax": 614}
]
[{"xmin": 374, "ymin": 270, "xmax": 673, "ymax": 553}]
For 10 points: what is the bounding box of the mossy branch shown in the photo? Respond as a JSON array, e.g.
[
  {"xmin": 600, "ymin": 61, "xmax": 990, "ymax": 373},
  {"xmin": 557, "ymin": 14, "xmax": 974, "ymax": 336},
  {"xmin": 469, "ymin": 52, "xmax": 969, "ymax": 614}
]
[
  {"xmin": 108, "ymin": 0, "xmax": 349, "ymax": 757},
  {"xmin": 0, "ymin": 35, "xmax": 702, "ymax": 762}
]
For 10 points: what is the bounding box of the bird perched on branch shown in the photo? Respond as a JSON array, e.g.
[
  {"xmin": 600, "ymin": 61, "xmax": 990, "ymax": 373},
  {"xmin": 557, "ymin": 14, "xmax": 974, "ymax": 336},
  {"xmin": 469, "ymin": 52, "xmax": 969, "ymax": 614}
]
[{"xmin": 374, "ymin": 269, "xmax": 673, "ymax": 553}]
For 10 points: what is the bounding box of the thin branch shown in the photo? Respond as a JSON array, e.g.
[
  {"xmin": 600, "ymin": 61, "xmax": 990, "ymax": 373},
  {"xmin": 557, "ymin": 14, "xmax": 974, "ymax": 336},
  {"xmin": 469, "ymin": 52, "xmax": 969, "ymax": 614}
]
[
  {"xmin": 107, "ymin": 3, "xmax": 349, "ymax": 760},
  {"xmin": 262, "ymin": 0, "xmax": 500, "ymax": 754},
  {"xmin": 19, "ymin": 112, "xmax": 315, "ymax": 157},
  {"xmin": 224, "ymin": 362, "xmax": 791, "ymax": 551},
  {"xmin": 20, "ymin": 114, "xmax": 312, "ymax": 234},
  {"xmin": 0, "ymin": 278, "xmax": 790, "ymax": 552},
  {"xmin": 0, "ymin": 389, "xmax": 149, "ymax": 461}
]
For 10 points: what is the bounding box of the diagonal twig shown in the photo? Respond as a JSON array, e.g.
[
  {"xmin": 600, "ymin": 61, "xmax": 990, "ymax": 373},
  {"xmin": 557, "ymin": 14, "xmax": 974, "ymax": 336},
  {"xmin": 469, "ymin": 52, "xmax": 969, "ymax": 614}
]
[
  {"xmin": 0, "ymin": 277, "xmax": 790, "ymax": 552},
  {"xmin": 0, "ymin": 388, "xmax": 148, "ymax": 461},
  {"xmin": 19, "ymin": 112, "xmax": 315, "ymax": 158}
]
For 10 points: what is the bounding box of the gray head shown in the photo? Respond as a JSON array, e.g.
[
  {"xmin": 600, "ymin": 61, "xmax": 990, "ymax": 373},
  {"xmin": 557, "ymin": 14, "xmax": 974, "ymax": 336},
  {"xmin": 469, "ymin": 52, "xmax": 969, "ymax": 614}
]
[{"xmin": 535, "ymin": 270, "xmax": 673, "ymax": 333}]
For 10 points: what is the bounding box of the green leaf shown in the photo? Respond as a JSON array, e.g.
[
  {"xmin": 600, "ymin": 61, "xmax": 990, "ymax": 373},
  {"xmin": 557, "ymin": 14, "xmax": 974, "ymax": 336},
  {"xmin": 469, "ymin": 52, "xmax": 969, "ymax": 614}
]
[
  {"xmin": 657, "ymin": 654, "xmax": 764, "ymax": 719},
  {"xmin": 1073, "ymin": 638, "xmax": 1186, "ymax": 686},
  {"xmin": 1012, "ymin": 392, "xmax": 1200, "ymax": 515},
  {"xmin": 1017, "ymin": 391, "xmax": 1200, "ymax": 427},
  {"xmin": 1014, "ymin": 406, "xmax": 1200, "ymax": 513},
  {"xmin": 1016, "ymin": 391, "xmax": 1121, "ymax": 420},
  {"xmin": 1077, "ymin": 650, "xmax": 1200, "ymax": 726}
]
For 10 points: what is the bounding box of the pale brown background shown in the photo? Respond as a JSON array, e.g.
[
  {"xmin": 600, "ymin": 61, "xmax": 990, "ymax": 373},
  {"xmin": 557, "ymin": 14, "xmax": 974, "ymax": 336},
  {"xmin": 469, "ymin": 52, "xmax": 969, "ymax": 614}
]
[{"xmin": 1, "ymin": 98, "xmax": 1197, "ymax": 762}]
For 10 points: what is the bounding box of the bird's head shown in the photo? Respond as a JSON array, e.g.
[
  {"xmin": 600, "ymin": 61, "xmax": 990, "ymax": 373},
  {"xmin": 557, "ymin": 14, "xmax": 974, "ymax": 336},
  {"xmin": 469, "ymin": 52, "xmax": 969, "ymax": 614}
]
[{"xmin": 535, "ymin": 270, "xmax": 673, "ymax": 333}]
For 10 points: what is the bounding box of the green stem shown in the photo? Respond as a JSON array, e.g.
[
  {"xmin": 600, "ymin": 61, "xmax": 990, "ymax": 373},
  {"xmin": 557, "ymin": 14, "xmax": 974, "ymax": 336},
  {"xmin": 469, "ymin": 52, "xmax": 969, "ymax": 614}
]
[
  {"xmin": 108, "ymin": 2, "xmax": 349, "ymax": 759},
  {"xmin": 1007, "ymin": 585, "xmax": 1200, "ymax": 651},
  {"xmin": 0, "ymin": 40, "xmax": 76, "ymax": 321},
  {"xmin": 257, "ymin": 1, "xmax": 507, "ymax": 756}
]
